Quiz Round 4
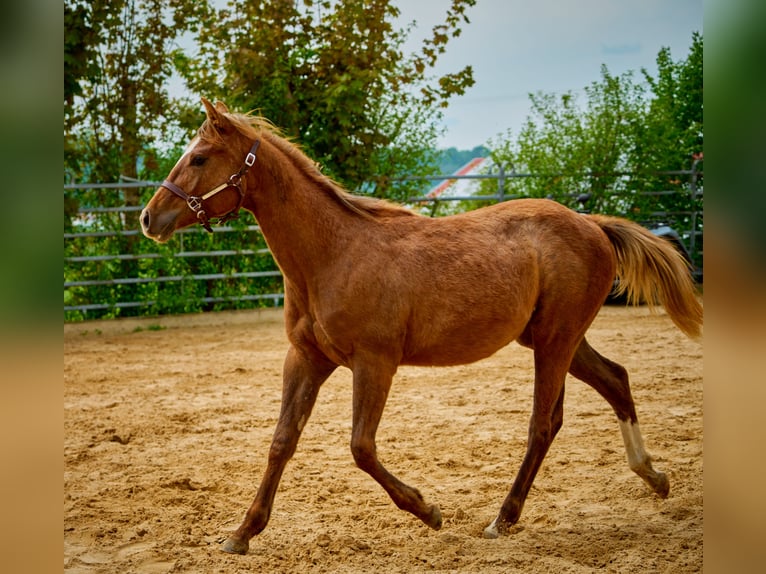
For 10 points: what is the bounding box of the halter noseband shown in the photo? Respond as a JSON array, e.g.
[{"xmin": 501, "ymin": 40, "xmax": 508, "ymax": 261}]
[{"xmin": 160, "ymin": 140, "xmax": 261, "ymax": 232}]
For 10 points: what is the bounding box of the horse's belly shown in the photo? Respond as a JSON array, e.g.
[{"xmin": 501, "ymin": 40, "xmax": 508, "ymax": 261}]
[
  {"xmin": 404, "ymin": 344, "xmax": 512, "ymax": 367},
  {"xmin": 402, "ymin": 320, "xmax": 524, "ymax": 367}
]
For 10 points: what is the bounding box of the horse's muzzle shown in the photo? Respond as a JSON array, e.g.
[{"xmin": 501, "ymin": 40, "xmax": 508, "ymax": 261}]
[{"xmin": 140, "ymin": 205, "xmax": 178, "ymax": 243}]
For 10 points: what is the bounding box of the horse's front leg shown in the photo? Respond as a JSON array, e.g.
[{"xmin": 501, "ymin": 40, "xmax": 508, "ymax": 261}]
[
  {"xmin": 349, "ymin": 357, "xmax": 442, "ymax": 530},
  {"xmin": 221, "ymin": 345, "xmax": 336, "ymax": 555}
]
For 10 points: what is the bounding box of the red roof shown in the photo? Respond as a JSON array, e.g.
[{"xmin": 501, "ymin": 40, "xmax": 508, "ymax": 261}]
[{"xmin": 427, "ymin": 157, "xmax": 487, "ymax": 198}]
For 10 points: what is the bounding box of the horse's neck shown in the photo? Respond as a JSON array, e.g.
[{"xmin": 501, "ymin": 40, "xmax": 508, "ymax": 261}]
[{"xmin": 244, "ymin": 145, "xmax": 357, "ymax": 283}]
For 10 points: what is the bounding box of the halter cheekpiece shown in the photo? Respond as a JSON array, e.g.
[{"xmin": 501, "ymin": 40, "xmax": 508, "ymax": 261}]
[{"xmin": 160, "ymin": 140, "xmax": 261, "ymax": 232}]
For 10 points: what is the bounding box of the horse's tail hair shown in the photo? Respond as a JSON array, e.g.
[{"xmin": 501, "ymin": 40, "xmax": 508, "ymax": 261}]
[{"xmin": 590, "ymin": 215, "xmax": 703, "ymax": 339}]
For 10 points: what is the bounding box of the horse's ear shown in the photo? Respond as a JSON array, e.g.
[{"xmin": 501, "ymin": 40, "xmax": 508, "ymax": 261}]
[
  {"xmin": 201, "ymin": 97, "xmax": 229, "ymax": 132},
  {"xmin": 201, "ymin": 97, "xmax": 216, "ymax": 116}
]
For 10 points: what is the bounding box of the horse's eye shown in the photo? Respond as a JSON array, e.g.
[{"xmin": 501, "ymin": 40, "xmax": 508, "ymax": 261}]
[{"xmin": 190, "ymin": 155, "xmax": 207, "ymax": 167}]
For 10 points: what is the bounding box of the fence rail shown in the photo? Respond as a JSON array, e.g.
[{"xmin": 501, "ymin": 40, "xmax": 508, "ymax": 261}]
[{"xmin": 64, "ymin": 165, "xmax": 702, "ymax": 320}]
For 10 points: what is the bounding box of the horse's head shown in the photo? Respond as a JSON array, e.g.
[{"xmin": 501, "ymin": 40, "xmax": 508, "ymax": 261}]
[{"xmin": 140, "ymin": 98, "xmax": 260, "ymax": 242}]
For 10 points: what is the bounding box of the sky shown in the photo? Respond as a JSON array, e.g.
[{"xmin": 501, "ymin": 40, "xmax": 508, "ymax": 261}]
[{"xmin": 396, "ymin": 0, "xmax": 703, "ymax": 149}]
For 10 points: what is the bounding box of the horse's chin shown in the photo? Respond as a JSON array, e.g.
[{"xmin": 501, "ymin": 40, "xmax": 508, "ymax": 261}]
[
  {"xmin": 141, "ymin": 220, "xmax": 178, "ymax": 243},
  {"xmin": 145, "ymin": 230, "xmax": 174, "ymax": 244}
]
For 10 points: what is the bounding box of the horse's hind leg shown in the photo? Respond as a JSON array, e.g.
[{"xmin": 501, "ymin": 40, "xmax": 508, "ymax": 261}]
[
  {"xmin": 568, "ymin": 338, "xmax": 669, "ymax": 498},
  {"xmin": 349, "ymin": 357, "xmax": 443, "ymax": 530},
  {"xmin": 484, "ymin": 346, "xmax": 569, "ymax": 538}
]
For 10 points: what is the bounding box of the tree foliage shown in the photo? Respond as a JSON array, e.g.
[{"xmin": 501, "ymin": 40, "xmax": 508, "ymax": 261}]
[
  {"xmin": 65, "ymin": 0, "xmax": 477, "ymax": 196},
  {"xmin": 635, "ymin": 31, "xmax": 703, "ymax": 172},
  {"xmin": 176, "ymin": 0, "xmax": 476, "ymax": 199},
  {"xmin": 484, "ymin": 66, "xmax": 646, "ymax": 212},
  {"xmin": 64, "ymin": 3, "xmax": 100, "ymax": 112},
  {"xmin": 64, "ymin": 0, "xmax": 202, "ymax": 190},
  {"xmin": 483, "ymin": 33, "xmax": 703, "ymax": 216}
]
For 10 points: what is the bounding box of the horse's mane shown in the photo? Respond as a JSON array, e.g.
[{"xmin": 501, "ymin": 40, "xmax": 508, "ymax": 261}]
[{"xmin": 198, "ymin": 112, "xmax": 416, "ymax": 220}]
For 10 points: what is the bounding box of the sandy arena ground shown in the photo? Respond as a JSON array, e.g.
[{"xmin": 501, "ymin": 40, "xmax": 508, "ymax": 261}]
[{"xmin": 64, "ymin": 304, "xmax": 702, "ymax": 573}]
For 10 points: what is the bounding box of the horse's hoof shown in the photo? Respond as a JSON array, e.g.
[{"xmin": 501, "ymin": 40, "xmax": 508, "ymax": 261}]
[
  {"xmin": 221, "ymin": 536, "xmax": 249, "ymax": 555},
  {"xmin": 652, "ymin": 471, "xmax": 670, "ymax": 499},
  {"xmin": 483, "ymin": 518, "xmax": 500, "ymax": 539},
  {"xmin": 483, "ymin": 516, "xmax": 514, "ymax": 539},
  {"xmin": 425, "ymin": 504, "xmax": 443, "ymax": 530}
]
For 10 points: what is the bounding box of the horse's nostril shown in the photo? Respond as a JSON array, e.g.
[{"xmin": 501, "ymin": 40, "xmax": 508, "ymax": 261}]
[{"xmin": 141, "ymin": 209, "xmax": 150, "ymax": 230}]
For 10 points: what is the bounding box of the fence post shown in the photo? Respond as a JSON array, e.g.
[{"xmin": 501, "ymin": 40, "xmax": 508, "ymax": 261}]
[
  {"xmin": 688, "ymin": 159, "xmax": 700, "ymax": 268},
  {"xmin": 497, "ymin": 164, "xmax": 505, "ymax": 201}
]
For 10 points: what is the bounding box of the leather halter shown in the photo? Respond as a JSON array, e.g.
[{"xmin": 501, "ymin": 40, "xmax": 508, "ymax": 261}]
[{"xmin": 160, "ymin": 140, "xmax": 261, "ymax": 232}]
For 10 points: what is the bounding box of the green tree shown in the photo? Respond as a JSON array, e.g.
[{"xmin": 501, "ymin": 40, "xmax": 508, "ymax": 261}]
[
  {"xmin": 629, "ymin": 32, "xmax": 703, "ymax": 267},
  {"xmin": 635, "ymin": 31, "xmax": 703, "ymax": 172},
  {"xmin": 64, "ymin": 0, "xmax": 202, "ymax": 190},
  {"xmin": 177, "ymin": 0, "xmax": 476, "ymax": 199},
  {"xmin": 64, "ymin": 3, "xmax": 100, "ymax": 120},
  {"xmin": 483, "ymin": 33, "xmax": 702, "ymax": 217},
  {"xmin": 484, "ymin": 66, "xmax": 645, "ymax": 213}
]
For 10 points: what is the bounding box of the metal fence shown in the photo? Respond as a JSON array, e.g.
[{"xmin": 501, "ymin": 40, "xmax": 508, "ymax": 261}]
[
  {"xmin": 65, "ymin": 187, "xmax": 282, "ymax": 318},
  {"xmin": 403, "ymin": 162, "xmax": 702, "ymax": 267},
  {"xmin": 64, "ymin": 165, "xmax": 702, "ymax": 320}
]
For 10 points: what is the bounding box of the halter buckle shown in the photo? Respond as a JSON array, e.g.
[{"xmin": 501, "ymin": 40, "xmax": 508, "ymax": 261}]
[{"xmin": 187, "ymin": 196, "xmax": 203, "ymax": 212}]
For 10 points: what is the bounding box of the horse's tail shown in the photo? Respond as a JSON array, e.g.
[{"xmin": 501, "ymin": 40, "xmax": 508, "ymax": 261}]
[{"xmin": 590, "ymin": 215, "xmax": 703, "ymax": 339}]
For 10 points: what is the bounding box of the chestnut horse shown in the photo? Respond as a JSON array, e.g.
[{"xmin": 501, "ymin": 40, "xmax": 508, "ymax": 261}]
[{"xmin": 141, "ymin": 99, "xmax": 703, "ymax": 555}]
